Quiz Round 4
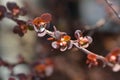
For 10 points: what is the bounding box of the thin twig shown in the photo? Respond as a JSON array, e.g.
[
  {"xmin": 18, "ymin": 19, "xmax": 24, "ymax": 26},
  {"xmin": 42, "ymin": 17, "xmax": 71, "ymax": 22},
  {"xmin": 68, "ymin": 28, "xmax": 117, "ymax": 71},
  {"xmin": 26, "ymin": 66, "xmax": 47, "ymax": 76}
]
[
  {"xmin": 73, "ymin": 42, "xmax": 114, "ymax": 67},
  {"xmin": 42, "ymin": 28, "xmax": 115, "ymax": 68},
  {"xmin": 104, "ymin": 0, "xmax": 120, "ymax": 19}
]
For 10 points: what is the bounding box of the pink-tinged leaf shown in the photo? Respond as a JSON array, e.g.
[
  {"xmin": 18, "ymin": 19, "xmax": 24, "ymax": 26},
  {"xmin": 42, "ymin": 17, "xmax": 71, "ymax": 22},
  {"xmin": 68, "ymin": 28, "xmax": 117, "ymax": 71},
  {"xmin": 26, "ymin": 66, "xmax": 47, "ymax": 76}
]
[
  {"xmin": 74, "ymin": 30, "xmax": 82, "ymax": 39},
  {"xmin": 86, "ymin": 36, "xmax": 93, "ymax": 44},
  {"xmin": 68, "ymin": 41, "xmax": 73, "ymax": 49},
  {"xmin": 60, "ymin": 46, "xmax": 68, "ymax": 52},
  {"xmin": 37, "ymin": 30, "xmax": 47, "ymax": 37},
  {"xmin": 51, "ymin": 41, "xmax": 59, "ymax": 49},
  {"xmin": 112, "ymin": 64, "xmax": 120, "ymax": 72}
]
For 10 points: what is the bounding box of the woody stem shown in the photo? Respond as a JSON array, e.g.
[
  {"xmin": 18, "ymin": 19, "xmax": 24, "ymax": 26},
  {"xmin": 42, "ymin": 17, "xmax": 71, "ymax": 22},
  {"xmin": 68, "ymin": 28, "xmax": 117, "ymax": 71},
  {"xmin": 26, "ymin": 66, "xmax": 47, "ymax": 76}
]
[{"xmin": 74, "ymin": 43, "xmax": 114, "ymax": 67}]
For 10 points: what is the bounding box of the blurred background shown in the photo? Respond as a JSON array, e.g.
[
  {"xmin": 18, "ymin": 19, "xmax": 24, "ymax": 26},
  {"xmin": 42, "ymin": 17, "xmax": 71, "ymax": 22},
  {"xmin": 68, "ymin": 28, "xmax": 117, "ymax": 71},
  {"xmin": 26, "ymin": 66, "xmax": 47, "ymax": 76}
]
[{"xmin": 0, "ymin": 0, "xmax": 120, "ymax": 80}]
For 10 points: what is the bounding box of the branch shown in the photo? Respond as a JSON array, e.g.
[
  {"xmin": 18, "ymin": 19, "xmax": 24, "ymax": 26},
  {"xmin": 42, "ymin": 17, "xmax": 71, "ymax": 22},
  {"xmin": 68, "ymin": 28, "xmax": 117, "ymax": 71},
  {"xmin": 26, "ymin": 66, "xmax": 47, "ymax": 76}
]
[
  {"xmin": 104, "ymin": 0, "xmax": 120, "ymax": 19},
  {"xmin": 33, "ymin": 22, "xmax": 116, "ymax": 69}
]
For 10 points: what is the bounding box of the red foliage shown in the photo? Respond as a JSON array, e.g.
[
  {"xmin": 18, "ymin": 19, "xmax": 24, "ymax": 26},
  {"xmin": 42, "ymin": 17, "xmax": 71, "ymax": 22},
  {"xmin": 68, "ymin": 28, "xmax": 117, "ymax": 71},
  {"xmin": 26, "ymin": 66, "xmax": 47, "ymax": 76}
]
[
  {"xmin": 32, "ymin": 13, "xmax": 52, "ymax": 28},
  {"xmin": 86, "ymin": 54, "xmax": 98, "ymax": 67},
  {"xmin": 106, "ymin": 48, "xmax": 120, "ymax": 63}
]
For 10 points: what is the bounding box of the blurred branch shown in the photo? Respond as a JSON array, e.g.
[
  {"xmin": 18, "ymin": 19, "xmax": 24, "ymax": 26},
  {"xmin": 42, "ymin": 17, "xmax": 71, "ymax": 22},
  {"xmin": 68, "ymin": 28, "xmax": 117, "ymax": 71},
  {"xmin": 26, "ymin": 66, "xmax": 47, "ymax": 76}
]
[
  {"xmin": 84, "ymin": 18, "xmax": 106, "ymax": 36},
  {"xmin": 105, "ymin": 0, "xmax": 120, "ymax": 19}
]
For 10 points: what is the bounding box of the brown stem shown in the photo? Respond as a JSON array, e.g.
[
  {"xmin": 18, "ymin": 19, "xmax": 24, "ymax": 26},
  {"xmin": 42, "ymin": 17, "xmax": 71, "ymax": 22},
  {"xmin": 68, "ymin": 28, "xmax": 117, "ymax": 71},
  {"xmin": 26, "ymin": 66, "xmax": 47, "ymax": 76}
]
[
  {"xmin": 40, "ymin": 28, "xmax": 114, "ymax": 68},
  {"xmin": 73, "ymin": 42, "xmax": 114, "ymax": 67}
]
